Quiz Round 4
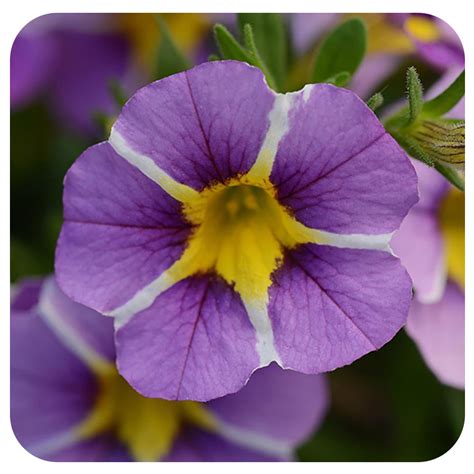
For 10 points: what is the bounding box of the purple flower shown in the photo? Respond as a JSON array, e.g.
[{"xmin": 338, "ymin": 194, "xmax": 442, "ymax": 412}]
[
  {"xmin": 56, "ymin": 60, "xmax": 418, "ymax": 401},
  {"xmin": 10, "ymin": 14, "xmax": 133, "ymax": 134},
  {"xmin": 407, "ymin": 16, "xmax": 464, "ymax": 71},
  {"xmin": 11, "ymin": 277, "xmax": 329, "ymax": 462},
  {"xmin": 351, "ymin": 14, "xmax": 464, "ymax": 98},
  {"xmin": 10, "ymin": 14, "xmax": 211, "ymax": 135},
  {"xmin": 391, "ymin": 158, "xmax": 464, "ymax": 388}
]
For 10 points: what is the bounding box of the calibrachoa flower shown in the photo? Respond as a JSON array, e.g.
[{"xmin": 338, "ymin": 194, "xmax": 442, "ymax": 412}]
[
  {"xmin": 10, "ymin": 13, "xmax": 209, "ymax": 134},
  {"xmin": 56, "ymin": 60, "xmax": 418, "ymax": 401},
  {"xmin": 351, "ymin": 14, "xmax": 463, "ymax": 98},
  {"xmin": 11, "ymin": 14, "xmax": 131, "ymax": 133},
  {"xmin": 391, "ymin": 160, "xmax": 465, "ymax": 389},
  {"xmin": 11, "ymin": 277, "xmax": 329, "ymax": 461}
]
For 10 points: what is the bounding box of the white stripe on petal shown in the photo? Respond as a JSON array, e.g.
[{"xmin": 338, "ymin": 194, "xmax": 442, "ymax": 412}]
[
  {"xmin": 242, "ymin": 297, "xmax": 280, "ymax": 367},
  {"xmin": 318, "ymin": 230, "xmax": 394, "ymax": 251},
  {"xmin": 246, "ymin": 92, "xmax": 294, "ymax": 182},
  {"xmin": 419, "ymin": 257, "xmax": 447, "ymax": 304},
  {"xmin": 304, "ymin": 228, "xmax": 395, "ymax": 252},
  {"xmin": 107, "ymin": 268, "xmax": 181, "ymax": 328},
  {"xmin": 27, "ymin": 426, "xmax": 82, "ymax": 459},
  {"xmin": 38, "ymin": 278, "xmax": 112, "ymax": 375},
  {"xmin": 215, "ymin": 418, "xmax": 292, "ymax": 459},
  {"xmin": 109, "ymin": 127, "xmax": 199, "ymax": 203}
]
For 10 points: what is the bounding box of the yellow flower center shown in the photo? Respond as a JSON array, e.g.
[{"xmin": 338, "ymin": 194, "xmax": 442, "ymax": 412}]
[
  {"xmin": 404, "ymin": 16, "xmax": 441, "ymax": 43},
  {"xmin": 439, "ymin": 188, "xmax": 465, "ymax": 288},
  {"xmin": 76, "ymin": 367, "xmax": 216, "ymax": 461},
  {"xmin": 176, "ymin": 179, "xmax": 314, "ymax": 302},
  {"xmin": 119, "ymin": 13, "xmax": 210, "ymax": 71}
]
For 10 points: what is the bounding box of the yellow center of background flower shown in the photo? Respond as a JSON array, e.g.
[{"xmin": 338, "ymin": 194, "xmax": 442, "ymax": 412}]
[
  {"xmin": 439, "ymin": 188, "xmax": 465, "ymax": 288},
  {"xmin": 404, "ymin": 16, "xmax": 441, "ymax": 43},
  {"xmin": 76, "ymin": 367, "xmax": 216, "ymax": 461}
]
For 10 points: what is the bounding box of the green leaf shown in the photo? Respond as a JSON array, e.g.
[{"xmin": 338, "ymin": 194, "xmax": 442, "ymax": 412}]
[
  {"xmin": 154, "ymin": 15, "xmax": 190, "ymax": 80},
  {"xmin": 311, "ymin": 18, "xmax": 367, "ymax": 84},
  {"xmin": 325, "ymin": 71, "xmax": 351, "ymax": 87},
  {"xmin": 213, "ymin": 23, "xmax": 277, "ymax": 91},
  {"xmin": 214, "ymin": 24, "xmax": 253, "ymax": 62},
  {"xmin": 366, "ymin": 92, "xmax": 384, "ymax": 111},
  {"xmin": 406, "ymin": 66, "xmax": 424, "ymax": 125},
  {"xmin": 238, "ymin": 13, "xmax": 288, "ymax": 91},
  {"xmin": 423, "ymin": 70, "xmax": 465, "ymax": 117},
  {"xmin": 434, "ymin": 162, "xmax": 465, "ymax": 191},
  {"xmin": 108, "ymin": 79, "xmax": 127, "ymax": 108},
  {"xmin": 242, "ymin": 23, "xmax": 277, "ymax": 89}
]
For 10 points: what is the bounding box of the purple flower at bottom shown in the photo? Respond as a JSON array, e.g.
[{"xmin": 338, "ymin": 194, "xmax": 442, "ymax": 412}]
[
  {"xmin": 11, "ymin": 277, "xmax": 329, "ymax": 462},
  {"xmin": 56, "ymin": 60, "xmax": 418, "ymax": 401}
]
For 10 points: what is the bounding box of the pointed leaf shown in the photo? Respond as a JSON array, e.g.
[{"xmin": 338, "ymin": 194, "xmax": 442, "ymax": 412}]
[
  {"xmin": 154, "ymin": 15, "xmax": 190, "ymax": 80},
  {"xmin": 238, "ymin": 13, "xmax": 288, "ymax": 91},
  {"xmin": 423, "ymin": 70, "xmax": 465, "ymax": 117},
  {"xmin": 311, "ymin": 18, "xmax": 367, "ymax": 84},
  {"xmin": 242, "ymin": 23, "xmax": 277, "ymax": 89},
  {"xmin": 406, "ymin": 66, "xmax": 424, "ymax": 125},
  {"xmin": 214, "ymin": 24, "xmax": 253, "ymax": 63}
]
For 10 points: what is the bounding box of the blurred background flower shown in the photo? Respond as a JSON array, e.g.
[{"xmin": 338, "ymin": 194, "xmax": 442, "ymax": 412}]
[
  {"xmin": 10, "ymin": 12, "xmax": 464, "ymax": 461},
  {"xmin": 11, "ymin": 277, "xmax": 329, "ymax": 461}
]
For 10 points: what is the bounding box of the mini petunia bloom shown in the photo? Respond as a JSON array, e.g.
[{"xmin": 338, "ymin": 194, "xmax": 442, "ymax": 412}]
[
  {"xmin": 10, "ymin": 13, "xmax": 210, "ymax": 134},
  {"xmin": 56, "ymin": 60, "xmax": 418, "ymax": 401},
  {"xmin": 11, "ymin": 277, "xmax": 329, "ymax": 462},
  {"xmin": 351, "ymin": 14, "xmax": 463, "ymax": 99},
  {"xmin": 391, "ymin": 157, "xmax": 464, "ymax": 389}
]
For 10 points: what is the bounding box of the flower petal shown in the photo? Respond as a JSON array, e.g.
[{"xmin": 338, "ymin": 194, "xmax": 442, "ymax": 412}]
[
  {"xmin": 38, "ymin": 277, "xmax": 115, "ymax": 368},
  {"xmin": 391, "ymin": 210, "xmax": 445, "ymax": 303},
  {"xmin": 271, "ymin": 84, "xmax": 418, "ymax": 234},
  {"xmin": 56, "ymin": 142, "xmax": 190, "ymax": 314},
  {"xmin": 406, "ymin": 281, "xmax": 464, "ymax": 389},
  {"xmin": 49, "ymin": 30, "xmax": 131, "ymax": 134},
  {"xmin": 167, "ymin": 428, "xmax": 280, "ymax": 461},
  {"xmin": 207, "ymin": 363, "xmax": 328, "ymax": 455},
  {"xmin": 10, "ymin": 32, "xmax": 58, "ymax": 108},
  {"xmin": 11, "ymin": 278, "xmax": 43, "ymax": 314},
  {"xmin": 268, "ymin": 244, "xmax": 412, "ymax": 373},
  {"xmin": 115, "ymin": 275, "xmax": 259, "ymax": 401},
  {"xmin": 11, "ymin": 286, "xmax": 96, "ymax": 456},
  {"xmin": 43, "ymin": 436, "xmax": 131, "ymax": 462},
  {"xmin": 110, "ymin": 60, "xmax": 275, "ymax": 191},
  {"xmin": 391, "ymin": 160, "xmax": 449, "ymax": 303}
]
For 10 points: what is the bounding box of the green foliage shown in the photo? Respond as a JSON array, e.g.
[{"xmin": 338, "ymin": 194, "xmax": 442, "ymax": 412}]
[
  {"xmin": 108, "ymin": 79, "xmax": 128, "ymax": 108},
  {"xmin": 385, "ymin": 67, "xmax": 465, "ymax": 191},
  {"xmin": 213, "ymin": 23, "xmax": 277, "ymax": 90},
  {"xmin": 237, "ymin": 13, "xmax": 288, "ymax": 91},
  {"xmin": 214, "ymin": 24, "xmax": 252, "ymax": 62},
  {"xmin": 297, "ymin": 331, "xmax": 464, "ymax": 461},
  {"xmin": 366, "ymin": 92, "xmax": 384, "ymax": 111},
  {"xmin": 325, "ymin": 71, "xmax": 351, "ymax": 87},
  {"xmin": 423, "ymin": 70, "xmax": 465, "ymax": 117},
  {"xmin": 311, "ymin": 18, "xmax": 367, "ymax": 84},
  {"xmin": 406, "ymin": 66, "xmax": 424, "ymax": 125},
  {"xmin": 154, "ymin": 15, "xmax": 191, "ymax": 80}
]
